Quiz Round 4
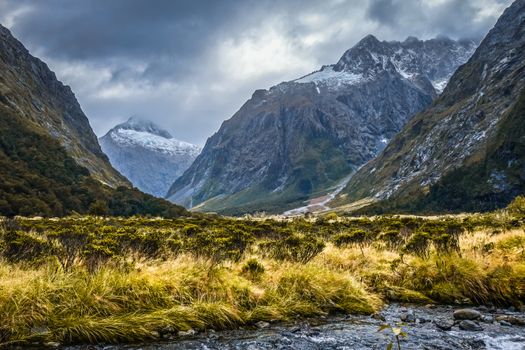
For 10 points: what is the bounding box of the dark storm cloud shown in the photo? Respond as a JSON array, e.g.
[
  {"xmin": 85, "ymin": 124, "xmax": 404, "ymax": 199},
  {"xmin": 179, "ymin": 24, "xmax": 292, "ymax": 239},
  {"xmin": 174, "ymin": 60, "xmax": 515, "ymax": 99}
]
[
  {"xmin": 365, "ymin": 0, "xmax": 507, "ymax": 40},
  {"xmin": 5, "ymin": 0, "xmax": 259, "ymax": 82},
  {"xmin": 0, "ymin": 0, "xmax": 513, "ymax": 144},
  {"xmin": 367, "ymin": 0, "xmax": 399, "ymax": 26}
]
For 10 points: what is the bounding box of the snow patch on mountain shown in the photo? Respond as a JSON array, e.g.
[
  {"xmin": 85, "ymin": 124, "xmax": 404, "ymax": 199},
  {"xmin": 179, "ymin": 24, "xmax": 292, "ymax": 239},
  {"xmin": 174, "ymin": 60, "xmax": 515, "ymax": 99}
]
[
  {"xmin": 110, "ymin": 129, "xmax": 201, "ymax": 157},
  {"xmin": 295, "ymin": 65, "xmax": 366, "ymax": 89}
]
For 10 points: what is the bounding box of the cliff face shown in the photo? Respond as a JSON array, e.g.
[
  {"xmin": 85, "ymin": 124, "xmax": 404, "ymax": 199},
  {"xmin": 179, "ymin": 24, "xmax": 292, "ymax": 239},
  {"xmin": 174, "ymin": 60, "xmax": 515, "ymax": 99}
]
[
  {"xmin": 0, "ymin": 24, "xmax": 128, "ymax": 187},
  {"xmin": 100, "ymin": 117, "xmax": 201, "ymax": 197},
  {"xmin": 334, "ymin": 0, "xmax": 525, "ymax": 213},
  {"xmin": 0, "ymin": 24, "xmax": 187, "ymax": 217},
  {"xmin": 167, "ymin": 35, "xmax": 476, "ymax": 214}
]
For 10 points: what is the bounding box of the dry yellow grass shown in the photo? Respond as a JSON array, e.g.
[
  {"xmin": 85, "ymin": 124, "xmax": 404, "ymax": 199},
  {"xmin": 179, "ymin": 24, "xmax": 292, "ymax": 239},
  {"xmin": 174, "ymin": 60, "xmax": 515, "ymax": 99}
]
[{"xmin": 0, "ymin": 219, "xmax": 523, "ymax": 346}]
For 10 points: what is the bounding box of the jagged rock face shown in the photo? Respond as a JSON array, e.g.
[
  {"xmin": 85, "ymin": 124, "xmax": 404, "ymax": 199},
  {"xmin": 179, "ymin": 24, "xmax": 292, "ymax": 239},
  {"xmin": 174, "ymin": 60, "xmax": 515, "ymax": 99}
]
[
  {"xmin": 100, "ymin": 117, "xmax": 201, "ymax": 198},
  {"xmin": 0, "ymin": 24, "xmax": 128, "ymax": 187},
  {"xmin": 335, "ymin": 0, "xmax": 525, "ymax": 213},
  {"xmin": 167, "ymin": 35, "xmax": 476, "ymax": 214}
]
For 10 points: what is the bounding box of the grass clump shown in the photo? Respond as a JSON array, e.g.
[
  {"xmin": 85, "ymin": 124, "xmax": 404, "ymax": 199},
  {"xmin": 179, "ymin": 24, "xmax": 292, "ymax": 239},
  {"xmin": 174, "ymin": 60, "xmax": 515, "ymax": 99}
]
[{"xmin": 259, "ymin": 233, "xmax": 325, "ymax": 263}]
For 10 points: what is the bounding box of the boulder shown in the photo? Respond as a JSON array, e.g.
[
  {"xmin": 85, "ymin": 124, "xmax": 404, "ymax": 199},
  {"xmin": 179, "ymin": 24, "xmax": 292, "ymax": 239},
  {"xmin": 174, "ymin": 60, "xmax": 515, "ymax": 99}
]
[
  {"xmin": 434, "ymin": 319, "xmax": 455, "ymax": 331},
  {"xmin": 453, "ymin": 309, "xmax": 481, "ymax": 320},
  {"xmin": 459, "ymin": 320, "xmax": 483, "ymax": 331}
]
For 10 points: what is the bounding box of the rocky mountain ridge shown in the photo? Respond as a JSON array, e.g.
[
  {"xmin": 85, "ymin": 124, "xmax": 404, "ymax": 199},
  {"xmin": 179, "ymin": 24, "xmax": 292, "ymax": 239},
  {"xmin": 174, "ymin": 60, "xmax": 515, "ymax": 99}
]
[
  {"xmin": 0, "ymin": 24, "xmax": 187, "ymax": 217},
  {"xmin": 333, "ymin": 0, "xmax": 525, "ymax": 213},
  {"xmin": 167, "ymin": 35, "xmax": 477, "ymax": 214},
  {"xmin": 0, "ymin": 24, "xmax": 128, "ymax": 187}
]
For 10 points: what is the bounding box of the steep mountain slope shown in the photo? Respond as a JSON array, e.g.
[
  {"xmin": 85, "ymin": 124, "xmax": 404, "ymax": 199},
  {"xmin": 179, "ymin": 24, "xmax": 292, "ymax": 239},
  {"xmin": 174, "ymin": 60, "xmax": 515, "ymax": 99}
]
[
  {"xmin": 0, "ymin": 24, "xmax": 127, "ymax": 187},
  {"xmin": 0, "ymin": 24, "xmax": 187, "ymax": 217},
  {"xmin": 333, "ymin": 0, "xmax": 525, "ymax": 214},
  {"xmin": 100, "ymin": 117, "xmax": 201, "ymax": 197},
  {"xmin": 167, "ymin": 36, "xmax": 476, "ymax": 214}
]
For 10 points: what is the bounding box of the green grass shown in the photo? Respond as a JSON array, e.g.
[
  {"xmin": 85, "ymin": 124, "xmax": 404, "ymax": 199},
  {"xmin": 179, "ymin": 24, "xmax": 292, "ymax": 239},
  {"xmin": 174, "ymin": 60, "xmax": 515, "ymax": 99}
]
[{"xmin": 0, "ymin": 200, "xmax": 524, "ymax": 346}]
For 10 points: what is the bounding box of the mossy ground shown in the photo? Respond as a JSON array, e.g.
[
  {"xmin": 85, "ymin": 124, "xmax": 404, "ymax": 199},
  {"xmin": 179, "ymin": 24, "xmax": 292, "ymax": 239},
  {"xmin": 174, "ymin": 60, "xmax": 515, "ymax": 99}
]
[{"xmin": 0, "ymin": 199, "xmax": 524, "ymax": 346}]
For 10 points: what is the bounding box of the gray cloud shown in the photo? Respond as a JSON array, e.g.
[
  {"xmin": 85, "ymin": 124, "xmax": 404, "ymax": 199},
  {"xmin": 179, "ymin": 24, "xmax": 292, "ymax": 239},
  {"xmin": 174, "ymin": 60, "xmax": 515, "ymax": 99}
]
[{"xmin": 0, "ymin": 0, "xmax": 513, "ymax": 145}]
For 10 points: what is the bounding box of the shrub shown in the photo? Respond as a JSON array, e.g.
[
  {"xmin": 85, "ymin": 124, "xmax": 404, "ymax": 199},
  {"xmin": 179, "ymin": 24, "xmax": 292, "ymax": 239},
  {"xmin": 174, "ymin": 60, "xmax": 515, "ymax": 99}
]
[
  {"xmin": 241, "ymin": 258, "xmax": 265, "ymax": 280},
  {"xmin": 508, "ymin": 195, "xmax": 525, "ymax": 217},
  {"xmin": 48, "ymin": 228, "xmax": 89, "ymax": 271},
  {"xmin": 83, "ymin": 236, "xmax": 119, "ymax": 272},
  {"xmin": 332, "ymin": 229, "xmax": 370, "ymax": 254},
  {"xmin": 403, "ymin": 231, "xmax": 431, "ymax": 258},
  {"xmin": 378, "ymin": 230, "xmax": 403, "ymax": 250},
  {"xmin": 323, "ymin": 212, "xmax": 339, "ymax": 222},
  {"xmin": 259, "ymin": 234, "xmax": 325, "ymax": 263},
  {"xmin": 187, "ymin": 228, "xmax": 254, "ymax": 263},
  {"xmin": 432, "ymin": 233, "xmax": 460, "ymax": 254},
  {"xmin": 1, "ymin": 229, "xmax": 53, "ymax": 264}
]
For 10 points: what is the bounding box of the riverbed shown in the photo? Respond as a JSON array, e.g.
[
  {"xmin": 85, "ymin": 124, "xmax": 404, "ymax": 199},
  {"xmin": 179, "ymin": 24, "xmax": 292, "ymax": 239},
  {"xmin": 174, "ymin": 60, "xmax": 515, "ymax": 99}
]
[{"xmin": 68, "ymin": 304, "xmax": 525, "ymax": 350}]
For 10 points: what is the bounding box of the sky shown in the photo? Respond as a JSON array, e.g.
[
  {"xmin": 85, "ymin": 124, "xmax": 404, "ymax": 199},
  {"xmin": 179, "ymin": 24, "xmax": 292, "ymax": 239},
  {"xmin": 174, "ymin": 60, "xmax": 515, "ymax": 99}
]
[{"xmin": 0, "ymin": 0, "xmax": 513, "ymax": 145}]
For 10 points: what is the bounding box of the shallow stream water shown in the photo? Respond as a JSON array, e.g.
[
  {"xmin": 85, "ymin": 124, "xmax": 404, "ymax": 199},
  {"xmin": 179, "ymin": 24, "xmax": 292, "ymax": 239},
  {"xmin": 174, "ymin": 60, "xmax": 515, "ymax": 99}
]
[{"xmin": 68, "ymin": 304, "xmax": 525, "ymax": 350}]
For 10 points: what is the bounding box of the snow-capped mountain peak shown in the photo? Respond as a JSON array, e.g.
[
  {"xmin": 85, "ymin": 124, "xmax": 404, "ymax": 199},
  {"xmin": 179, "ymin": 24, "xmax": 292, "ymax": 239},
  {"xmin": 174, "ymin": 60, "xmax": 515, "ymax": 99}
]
[
  {"xmin": 298, "ymin": 35, "xmax": 478, "ymax": 93},
  {"xmin": 117, "ymin": 116, "xmax": 173, "ymax": 139},
  {"xmin": 100, "ymin": 118, "xmax": 201, "ymax": 197},
  {"xmin": 109, "ymin": 128, "xmax": 201, "ymax": 157}
]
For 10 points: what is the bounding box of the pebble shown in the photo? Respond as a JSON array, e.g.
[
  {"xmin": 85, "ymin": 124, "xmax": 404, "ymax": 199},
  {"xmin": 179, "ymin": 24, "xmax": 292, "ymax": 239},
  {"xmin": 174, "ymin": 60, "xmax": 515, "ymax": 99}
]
[
  {"xmin": 178, "ymin": 329, "xmax": 197, "ymax": 337},
  {"xmin": 453, "ymin": 308, "xmax": 481, "ymax": 320},
  {"xmin": 256, "ymin": 321, "xmax": 270, "ymax": 329},
  {"xmin": 150, "ymin": 331, "xmax": 160, "ymax": 339},
  {"xmin": 459, "ymin": 320, "xmax": 483, "ymax": 331},
  {"xmin": 44, "ymin": 342, "xmax": 61, "ymax": 348}
]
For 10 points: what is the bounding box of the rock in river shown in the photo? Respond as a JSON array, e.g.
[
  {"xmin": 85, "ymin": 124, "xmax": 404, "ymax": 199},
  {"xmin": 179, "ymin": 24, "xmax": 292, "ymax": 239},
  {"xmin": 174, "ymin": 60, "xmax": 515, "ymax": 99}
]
[
  {"xmin": 459, "ymin": 320, "xmax": 483, "ymax": 331},
  {"xmin": 434, "ymin": 318, "xmax": 455, "ymax": 331},
  {"xmin": 453, "ymin": 308, "xmax": 481, "ymax": 320}
]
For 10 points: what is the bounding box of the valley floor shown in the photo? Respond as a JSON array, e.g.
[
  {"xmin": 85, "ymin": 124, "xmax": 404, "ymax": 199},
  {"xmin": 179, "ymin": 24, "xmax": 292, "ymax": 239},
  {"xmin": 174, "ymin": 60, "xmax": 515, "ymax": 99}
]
[{"xmin": 0, "ymin": 199, "xmax": 524, "ymax": 347}]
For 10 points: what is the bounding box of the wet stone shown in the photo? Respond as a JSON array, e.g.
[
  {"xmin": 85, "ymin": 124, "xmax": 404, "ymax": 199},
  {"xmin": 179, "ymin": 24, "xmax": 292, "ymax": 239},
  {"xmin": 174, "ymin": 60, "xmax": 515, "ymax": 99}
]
[
  {"xmin": 400, "ymin": 310, "xmax": 416, "ymax": 323},
  {"xmin": 453, "ymin": 308, "xmax": 481, "ymax": 320},
  {"xmin": 61, "ymin": 304, "xmax": 525, "ymax": 350},
  {"xmin": 178, "ymin": 329, "xmax": 196, "ymax": 337},
  {"xmin": 434, "ymin": 318, "xmax": 455, "ymax": 331},
  {"xmin": 256, "ymin": 321, "xmax": 270, "ymax": 329},
  {"xmin": 44, "ymin": 342, "xmax": 61, "ymax": 348},
  {"xmin": 496, "ymin": 315, "xmax": 525, "ymax": 326},
  {"xmin": 459, "ymin": 320, "xmax": 483, "ymax": 331},
  {"xmin": 371, "ymin": 313, "xmax": 385, "ymax": 321},
  {"xmin": 480, "ymin": 315, "xmax": 494, "ymax": 323}
]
